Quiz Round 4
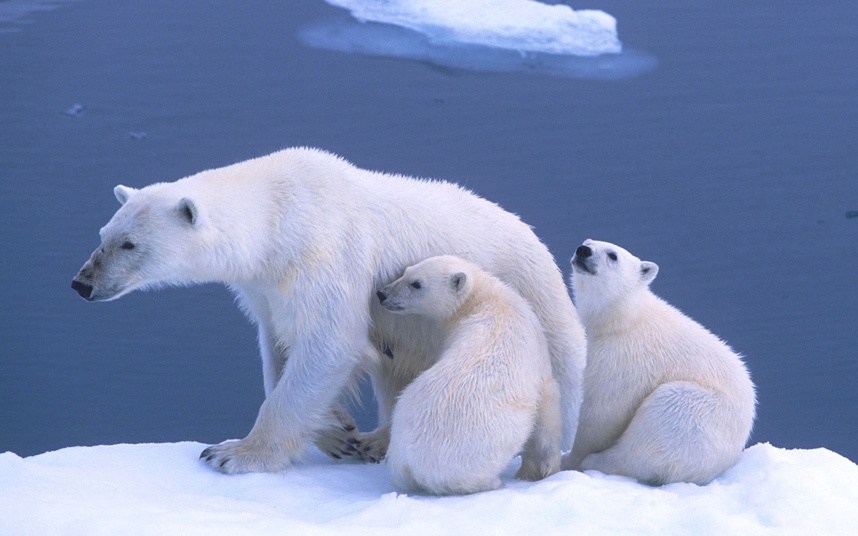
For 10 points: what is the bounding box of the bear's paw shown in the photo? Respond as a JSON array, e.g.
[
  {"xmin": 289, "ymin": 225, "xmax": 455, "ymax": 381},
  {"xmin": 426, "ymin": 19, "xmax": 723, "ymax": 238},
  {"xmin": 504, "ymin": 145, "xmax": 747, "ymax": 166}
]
[{"xmin": 199, "ymin": 439, "xmax": 293, "ymax": 474}]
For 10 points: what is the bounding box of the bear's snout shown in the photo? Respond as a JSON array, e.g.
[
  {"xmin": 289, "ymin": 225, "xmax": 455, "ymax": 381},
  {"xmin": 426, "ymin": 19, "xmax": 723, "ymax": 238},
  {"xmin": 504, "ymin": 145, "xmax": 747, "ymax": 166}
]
[
  {"xmin": 572, "ymin": 245, "xmax": 596, "ymax": 275},
  {"xmin": 71, "ymin": 279, "xmax": 94, "ymax": 300},
  {"xmin": 377, "ymin": 289, "xmax": 404, "ymax": 312}
]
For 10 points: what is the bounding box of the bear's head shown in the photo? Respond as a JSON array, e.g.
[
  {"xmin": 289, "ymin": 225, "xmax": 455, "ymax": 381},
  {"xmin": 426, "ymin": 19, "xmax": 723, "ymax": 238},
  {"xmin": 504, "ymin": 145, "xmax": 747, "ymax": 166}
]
[
  {"xmin": 376, "ymin": 255, "xmax": 473, "ymax": 319},
  {"xmin": 570, "ymin": 239, "xmax": 659, "ymax": 319},
  {"xmin": 71, "ymin": 184, "xmax": 206, "ymax": 301}
]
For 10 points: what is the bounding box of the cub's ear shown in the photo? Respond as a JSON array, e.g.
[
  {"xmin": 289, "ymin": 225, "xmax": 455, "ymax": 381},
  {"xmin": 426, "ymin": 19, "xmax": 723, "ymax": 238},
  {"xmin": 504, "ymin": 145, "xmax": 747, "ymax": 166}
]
[
  {"xmin": 114, "ymin": 185, "xmax": 137, "ymax": 205},
  {"xmin": 640, "ymin": 261, "xmax": 659, "ymax": 285},
  {"xmin": 177, "ymin": 198, "xmax": 198, "ymax": 225},
  {"xmin": 450, "ymin": 272, "xmax": 467, "ymax": 293}
]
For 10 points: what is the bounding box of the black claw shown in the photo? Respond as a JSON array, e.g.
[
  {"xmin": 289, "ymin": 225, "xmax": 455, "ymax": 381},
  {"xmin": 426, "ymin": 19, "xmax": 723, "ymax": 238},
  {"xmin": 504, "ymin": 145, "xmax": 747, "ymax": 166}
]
[
  {"xmin": 330, "ymin": 452, "xmax": 342, "ymax": 460},
  {"xmin": 206, "ymin": 454, "xmax": 215, "ymax": 463},
  {"xmin": 200, "ymin": 448, "xmax": 212, "ymax": 459},
  {"xmin": 343, "ymin": 424, "xmax": 357, "ymax": 433},
  {"xmin": 347, "ymin": 437, "xmax": 360, "ymax": 446},
  {"xmin": 219, "ymin": 459, "xmax": 228, "ymax": 469}
]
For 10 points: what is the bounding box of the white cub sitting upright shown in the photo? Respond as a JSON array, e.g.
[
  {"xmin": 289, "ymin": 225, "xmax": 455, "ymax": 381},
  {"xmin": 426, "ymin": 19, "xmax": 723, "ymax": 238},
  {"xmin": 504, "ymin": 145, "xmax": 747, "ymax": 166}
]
[
  {"xmin": 565, "ymin": 239, "xmax": 756, "ymax": 485},
  {"xmin": 377, "ymin": 255, "xmax": 562, "ymax": 495}
]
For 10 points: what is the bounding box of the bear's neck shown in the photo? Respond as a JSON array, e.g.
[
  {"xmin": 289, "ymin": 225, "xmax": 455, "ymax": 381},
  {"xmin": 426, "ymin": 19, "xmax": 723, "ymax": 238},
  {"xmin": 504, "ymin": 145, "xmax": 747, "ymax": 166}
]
[
  {"xmin": 579, "ymin": 289, "xmax": 655, "ymax": 335},
  {"xmin": 445, "ymin": 275, "xmax": 502, "ymax": 328}
]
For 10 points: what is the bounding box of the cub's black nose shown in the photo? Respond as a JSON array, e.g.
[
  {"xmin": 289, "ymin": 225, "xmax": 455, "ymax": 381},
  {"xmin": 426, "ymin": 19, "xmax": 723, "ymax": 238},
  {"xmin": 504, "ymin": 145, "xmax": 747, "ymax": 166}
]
[
  {"xmin": 71, "ymin": 280, "xmax": 94, "ymax": 300},
  {"xmin": 376, "ymin": 290, "xmax": 387, "ymax": 303},
  {"xmin": 575, "ymin": 245, "xmax": 592, "ymax": 258}
]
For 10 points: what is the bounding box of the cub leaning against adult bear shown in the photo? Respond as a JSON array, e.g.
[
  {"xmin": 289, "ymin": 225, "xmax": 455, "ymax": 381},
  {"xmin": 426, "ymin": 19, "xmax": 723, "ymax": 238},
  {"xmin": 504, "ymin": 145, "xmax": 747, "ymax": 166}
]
[{"xmin": 377, "ymin": 255, "xmax": 561, "ymax": 495}]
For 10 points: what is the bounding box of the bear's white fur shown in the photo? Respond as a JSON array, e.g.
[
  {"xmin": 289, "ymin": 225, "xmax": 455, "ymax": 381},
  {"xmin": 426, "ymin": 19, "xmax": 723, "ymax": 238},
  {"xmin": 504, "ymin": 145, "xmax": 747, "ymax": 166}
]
[
  {"xmin": 71, "ymin": 148, "xmax": 586, "ymax": 474},
  {"xmin": 564, "ymin": 239, "xmax": 756, "ymax": 485},
  {"xmin": 377, "ymin": 255, "xmax": 561, "ymax": 495}
]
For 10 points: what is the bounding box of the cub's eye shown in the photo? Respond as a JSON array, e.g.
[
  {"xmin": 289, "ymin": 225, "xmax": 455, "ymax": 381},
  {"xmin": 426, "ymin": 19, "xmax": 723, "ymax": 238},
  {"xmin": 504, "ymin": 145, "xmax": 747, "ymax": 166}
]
[
  {"xmin": 120, "ymin": 241, "xmax": 136, "ymax": 250},
  {"xmin": 410, "ymin": 281, "xmax": 422, "ymax": 290},
  {"xmin": 607, "ymin": 252, "xmax": 618, "ymax": 261}
]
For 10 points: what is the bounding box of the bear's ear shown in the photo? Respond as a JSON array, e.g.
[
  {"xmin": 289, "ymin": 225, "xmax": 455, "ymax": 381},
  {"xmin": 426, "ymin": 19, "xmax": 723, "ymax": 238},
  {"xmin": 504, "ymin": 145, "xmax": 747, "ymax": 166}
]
[
  {"xmin": 450, "ymin": 272, "xmax": 467, "ymax": 293},
  {"xmin": 640, "ymin": 261, "xmax": 659, "ymax": 285},
  {"xmin": 177, "ymin": 198, "xmax": 198, "ymax": 225},
  {"xmin": 114, "ymin": 185, "xmax": 137, "ymax": 205}
]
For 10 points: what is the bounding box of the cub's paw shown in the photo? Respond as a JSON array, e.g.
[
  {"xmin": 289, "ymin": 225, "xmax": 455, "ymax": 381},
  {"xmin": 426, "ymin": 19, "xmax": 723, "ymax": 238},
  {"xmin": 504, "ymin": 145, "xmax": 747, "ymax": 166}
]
[
  {"xmin": 199, "ymin": 439, "xmax": 291, "ymax": 474},
  {"xmin": 516, "ymin": 452, "xmax": 561, "ymax": 482}
]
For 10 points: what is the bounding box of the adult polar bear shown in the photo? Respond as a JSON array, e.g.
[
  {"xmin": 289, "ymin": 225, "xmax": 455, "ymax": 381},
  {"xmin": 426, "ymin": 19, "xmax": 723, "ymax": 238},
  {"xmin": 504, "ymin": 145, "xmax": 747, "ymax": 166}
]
[{"xmin": 71, "ymin": 148, "xmax": 586, "ymax": 474}]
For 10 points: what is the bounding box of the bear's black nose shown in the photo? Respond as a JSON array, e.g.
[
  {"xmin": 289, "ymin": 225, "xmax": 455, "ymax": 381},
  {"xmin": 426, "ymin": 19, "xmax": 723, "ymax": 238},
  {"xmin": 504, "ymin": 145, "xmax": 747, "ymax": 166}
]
[
  {"xmin": 71, "ymin": 279, "xmax": 94, "ymax": 300},
  {"xmin": 376, "ymin": 290, "xmax": 387, "ymax": 304},
  {"xmin": 575, "ymin": 245, "xmax": 592, "ymax": 258}
]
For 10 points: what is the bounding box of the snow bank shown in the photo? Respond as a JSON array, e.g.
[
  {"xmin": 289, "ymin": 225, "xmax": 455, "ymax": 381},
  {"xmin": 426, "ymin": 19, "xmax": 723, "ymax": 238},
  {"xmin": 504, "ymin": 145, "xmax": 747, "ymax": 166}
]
[
  {"xmin": 323, "ymin": 0, "xmax": 621, "ymax": 56},
  {"xmin": 1, "ymin": 442, "xmax": 856, "ymax": 535}
]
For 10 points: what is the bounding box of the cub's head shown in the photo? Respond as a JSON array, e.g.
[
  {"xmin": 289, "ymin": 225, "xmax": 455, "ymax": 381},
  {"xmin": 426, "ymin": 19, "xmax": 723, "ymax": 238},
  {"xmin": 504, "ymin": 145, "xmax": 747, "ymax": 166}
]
[
  {"xmin": 71, "ymin": 184, "xmax": 206, "ymax": 301},
  {"xmin": 376, "ymin": 255, "xmax": 473, "ymax": 319},
  {"xmin": 570, "ymin": 239, "xmax": 658, "ymax": 315}
]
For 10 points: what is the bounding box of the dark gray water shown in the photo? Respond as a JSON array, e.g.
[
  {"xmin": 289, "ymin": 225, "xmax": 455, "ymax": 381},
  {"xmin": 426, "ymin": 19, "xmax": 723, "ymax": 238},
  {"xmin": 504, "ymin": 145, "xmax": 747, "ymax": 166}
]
[{"xmin": 1, "ymin": 0, "xmax": 856, "ymax": 461}]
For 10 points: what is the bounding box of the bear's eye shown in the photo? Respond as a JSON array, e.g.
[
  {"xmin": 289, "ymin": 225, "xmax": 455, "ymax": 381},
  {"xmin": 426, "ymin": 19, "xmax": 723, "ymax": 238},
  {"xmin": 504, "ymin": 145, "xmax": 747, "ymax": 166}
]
[
  {"xmin": 410, "ymin": 281, "xmax": 422, "ymax": 290},
  {"xmin": 120, "ymin": 241, "xmax": 136, "ymax": 251},
  {"xmin": 607, "ymin": 252, "xmax": 618, "ymax": 261}
]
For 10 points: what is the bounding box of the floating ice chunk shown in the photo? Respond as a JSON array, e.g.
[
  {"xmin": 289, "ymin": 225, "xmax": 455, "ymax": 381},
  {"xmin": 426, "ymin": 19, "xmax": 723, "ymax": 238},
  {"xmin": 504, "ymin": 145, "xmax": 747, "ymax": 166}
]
[
  {"xmin": 324, "ymin": 0, "xmax": 621, "ymax": 56},
  {"xmin": 0, "ymin": 0, "xmax": 77, "ymax": 34},
  {"xmin": 63, "ymin": 103, "xmax": 85, "ymax": 116},
  {"xmin": 129, "ymin": 131, "xmax": 147, "ymax": 140},
  {"xmin": 300, "ymin": 16, "xmax": 654, "ymax": 79}
]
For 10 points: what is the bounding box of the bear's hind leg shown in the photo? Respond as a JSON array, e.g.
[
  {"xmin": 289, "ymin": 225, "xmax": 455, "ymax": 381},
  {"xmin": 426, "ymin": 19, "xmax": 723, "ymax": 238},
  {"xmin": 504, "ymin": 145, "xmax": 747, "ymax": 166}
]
[
  {"xmin": 579, "ymin": 381, "xmax": 728, "ymax": 485},
  {"xmin": 313, "ymin": 405, "xmax": 368, "ymax": 461},
  {"xmin": 516, "ymin": 377, "xmax": 562, "ymax": 481}
]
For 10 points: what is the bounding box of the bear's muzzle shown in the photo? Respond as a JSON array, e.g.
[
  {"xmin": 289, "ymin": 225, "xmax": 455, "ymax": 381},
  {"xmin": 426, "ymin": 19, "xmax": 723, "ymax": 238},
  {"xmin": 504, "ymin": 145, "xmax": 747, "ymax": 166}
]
[{"xmin": 71, "ymin": 279, "xmax": 94, "ymax": 300}]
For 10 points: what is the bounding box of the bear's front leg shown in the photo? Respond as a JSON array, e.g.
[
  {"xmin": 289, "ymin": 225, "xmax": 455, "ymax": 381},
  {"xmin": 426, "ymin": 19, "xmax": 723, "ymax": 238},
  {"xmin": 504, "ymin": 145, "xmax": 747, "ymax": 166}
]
[
  {"xmin": 200, "ymin": 331, "xmax": 365, "ymax": 474},
  {"xmin": 200, "ymin": 393, "xmax": 305, "ymax": 474}
]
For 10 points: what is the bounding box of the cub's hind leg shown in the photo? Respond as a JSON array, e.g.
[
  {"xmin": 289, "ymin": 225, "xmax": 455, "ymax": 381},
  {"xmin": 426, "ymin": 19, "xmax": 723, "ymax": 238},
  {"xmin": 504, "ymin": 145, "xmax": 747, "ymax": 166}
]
[
  {"xmin": 580, "ymin": 381, "xmax": 728, "ymax": 485},
  {"xmin": 516, "ymin": 378, "xmax": 562, "ymax": 481}
]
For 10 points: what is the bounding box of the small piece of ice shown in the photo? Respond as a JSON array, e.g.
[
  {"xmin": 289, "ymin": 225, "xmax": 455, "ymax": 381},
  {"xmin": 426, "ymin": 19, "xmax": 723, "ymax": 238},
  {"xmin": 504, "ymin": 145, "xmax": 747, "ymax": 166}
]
[
  {"xmin": 63, "ymin": 103, "xmax": 85, "ymax": 116},
  {"xmin": 129, "ymin": 131, "xmax": 147, "ymax": 140}
]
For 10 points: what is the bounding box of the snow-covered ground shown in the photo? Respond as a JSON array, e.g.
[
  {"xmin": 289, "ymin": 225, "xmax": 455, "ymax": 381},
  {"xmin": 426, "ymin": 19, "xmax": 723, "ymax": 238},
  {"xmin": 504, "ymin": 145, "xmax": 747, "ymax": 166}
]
[{"xmin": 1, "ymin": 442, "xmax": 855, "ymax": 535}]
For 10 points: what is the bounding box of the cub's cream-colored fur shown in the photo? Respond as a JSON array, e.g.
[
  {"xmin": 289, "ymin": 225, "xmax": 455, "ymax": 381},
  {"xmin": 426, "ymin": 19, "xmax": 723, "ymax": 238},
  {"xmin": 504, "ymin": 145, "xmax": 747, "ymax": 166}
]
[
  {"xmin": 565, "ymin": 239, "xmax": 756, "ymax": 485},
  {"xmin": 378, "ymin": 256, "xmax": 561, "ymax": 495}
]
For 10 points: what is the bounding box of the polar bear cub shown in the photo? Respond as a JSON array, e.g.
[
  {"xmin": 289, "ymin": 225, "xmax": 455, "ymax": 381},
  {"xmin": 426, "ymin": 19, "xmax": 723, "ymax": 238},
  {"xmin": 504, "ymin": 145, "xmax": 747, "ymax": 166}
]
[
  {"xmin": 565, "ymin": 240, "xmax": 756, "ymax": 485},
  {"xmin": 377, "ymin": 255, "xmax": 562, "ymax": 495}
]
